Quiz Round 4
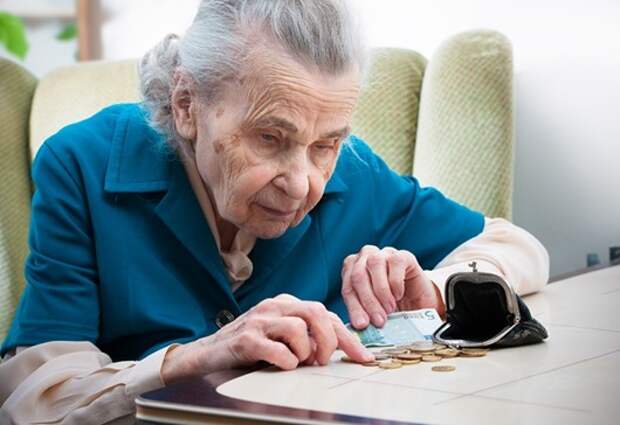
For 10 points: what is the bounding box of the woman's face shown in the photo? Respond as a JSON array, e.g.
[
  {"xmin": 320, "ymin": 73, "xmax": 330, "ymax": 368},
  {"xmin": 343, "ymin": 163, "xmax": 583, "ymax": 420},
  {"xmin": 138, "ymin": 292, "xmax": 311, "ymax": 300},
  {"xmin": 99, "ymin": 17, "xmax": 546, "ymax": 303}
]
[{"xmin": 184, "ymin": 50, "xmax": 360, "ymax": 239}]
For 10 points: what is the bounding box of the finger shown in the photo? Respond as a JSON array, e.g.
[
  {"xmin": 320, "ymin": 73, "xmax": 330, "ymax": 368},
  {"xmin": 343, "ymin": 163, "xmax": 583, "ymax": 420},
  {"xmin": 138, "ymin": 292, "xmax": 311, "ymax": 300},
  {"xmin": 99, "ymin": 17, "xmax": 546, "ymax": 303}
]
[
  {"xmin": 342, "ymin": 254, "xmax": 357, "ymax": 269},
  {"xmin": 329, "ymin": 313, "xmax": 374, "ymax": 363},
  {"xmin": 360, "ymin": 244, "xmax": 379, "ymax": 256},
  {"xmin": 341, "ymin": 258, "xmax": 370, "ymax": 329},
  {"xmin": 400, "ymin": 251, "xmax": 432, "ymax": 305},
  {"xmin": 303, "ymin": 351, "xmax": 317, "ymax": 366},
  {"xmin": 351, "ymin": 255, "xmax": 387, "ymax": 327},
  {"xmin": 276, "ymin": 300, "xmax": 338, "ymax": 366},
  {"xmin": 274, "ymin": 293, "xmax": 300, "ymax": 303},
  {"xmin": 265, "ymin": 317, "xmax": 313, "ymax": 363},
  {"xmin": 387, "ymin": 250, "xmax": 407, "ymax": 301},
  {"xmin": 366, "ymin": 251, "xmax": 397, "ymax": 313},
  {"xmin": 402, "ymin": 250, "xmax": 423, "ymax": 281},
  {"xmin": 302, "ymin": 339, "xmax": 317, "ymax": 365},
  {"xmin": 255, "ymin": 338, "xmax": 300, "ymax": 370}
]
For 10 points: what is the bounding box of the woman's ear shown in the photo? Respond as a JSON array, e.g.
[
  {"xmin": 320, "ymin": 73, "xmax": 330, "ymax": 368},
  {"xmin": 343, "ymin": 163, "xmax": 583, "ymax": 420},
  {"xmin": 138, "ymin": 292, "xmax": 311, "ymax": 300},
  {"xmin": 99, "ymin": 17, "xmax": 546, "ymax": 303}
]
[{"xmin": 171, "ymin": 71, "xmax": 198, "ymax": 141}]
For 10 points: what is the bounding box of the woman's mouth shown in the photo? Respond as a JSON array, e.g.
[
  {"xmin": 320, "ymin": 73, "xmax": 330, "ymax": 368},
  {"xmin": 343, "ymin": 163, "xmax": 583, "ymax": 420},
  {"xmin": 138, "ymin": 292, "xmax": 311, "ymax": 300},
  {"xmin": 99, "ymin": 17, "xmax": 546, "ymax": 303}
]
[{"xmin": 257, "ymin": 204, "xmax": 297, "ymax": 218}]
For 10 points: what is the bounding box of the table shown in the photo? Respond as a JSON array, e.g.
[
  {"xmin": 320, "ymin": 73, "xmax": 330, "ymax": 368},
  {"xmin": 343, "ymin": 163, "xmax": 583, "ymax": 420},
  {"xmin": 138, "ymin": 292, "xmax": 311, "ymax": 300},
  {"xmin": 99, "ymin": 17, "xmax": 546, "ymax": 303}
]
[{"xmin": 136, "ymin": 264, "xmax": 620, "ymax": 425}]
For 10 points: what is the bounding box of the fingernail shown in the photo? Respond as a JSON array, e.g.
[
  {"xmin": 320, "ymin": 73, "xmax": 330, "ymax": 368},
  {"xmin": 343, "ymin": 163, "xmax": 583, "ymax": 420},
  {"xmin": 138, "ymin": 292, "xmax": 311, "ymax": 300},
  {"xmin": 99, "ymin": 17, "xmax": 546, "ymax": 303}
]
[
  {"xmin": 354, "ymin": 317, "xmax": 366, "ymax": 329},
  {"xmin": 372, "ymin": 313, "xmax": 385, "ymax": 327},
  {"xmin": 363, "ymin": 349, "xmax": 374, "ymax": 361}
]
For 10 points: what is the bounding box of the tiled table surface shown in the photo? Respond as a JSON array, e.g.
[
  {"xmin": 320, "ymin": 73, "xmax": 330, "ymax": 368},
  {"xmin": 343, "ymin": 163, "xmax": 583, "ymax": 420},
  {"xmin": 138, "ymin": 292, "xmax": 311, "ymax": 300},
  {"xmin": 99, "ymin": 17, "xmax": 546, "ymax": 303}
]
[{"xmin": 217, "ymin": 265, "xmax": 620, "ymax": 425}]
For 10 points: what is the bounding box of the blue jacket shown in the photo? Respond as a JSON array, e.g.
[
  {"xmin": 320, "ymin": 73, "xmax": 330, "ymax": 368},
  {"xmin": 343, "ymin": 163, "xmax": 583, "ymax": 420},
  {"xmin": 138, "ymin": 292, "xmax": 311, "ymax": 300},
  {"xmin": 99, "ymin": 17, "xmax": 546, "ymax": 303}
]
[{"xmin": 1, "ymin": 103, "xmax": 483, "ymax": 361}]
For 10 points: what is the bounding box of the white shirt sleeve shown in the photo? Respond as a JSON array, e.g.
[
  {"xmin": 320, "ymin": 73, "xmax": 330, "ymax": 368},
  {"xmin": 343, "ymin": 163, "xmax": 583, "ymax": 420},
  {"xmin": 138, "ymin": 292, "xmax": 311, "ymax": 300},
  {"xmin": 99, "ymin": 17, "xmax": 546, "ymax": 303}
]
[
  {"xmin": 425, "ymin": 217, "xmax": 550, "ymax": 298},
  {"xmin": 0, "ymin": 341, "xmax": 178, "ymax": 425}
]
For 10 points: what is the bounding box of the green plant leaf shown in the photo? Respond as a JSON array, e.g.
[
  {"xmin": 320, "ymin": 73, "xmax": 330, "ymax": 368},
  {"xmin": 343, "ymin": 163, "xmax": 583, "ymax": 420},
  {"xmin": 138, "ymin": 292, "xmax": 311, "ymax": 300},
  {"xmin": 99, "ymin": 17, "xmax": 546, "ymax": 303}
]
[
  {"xmin": 56, "ymin": 23, "xmax": 77, "ymax": 41},
  {"xmin": 0, "ymin": 12, "xmax": 28, "ymax": 59}
]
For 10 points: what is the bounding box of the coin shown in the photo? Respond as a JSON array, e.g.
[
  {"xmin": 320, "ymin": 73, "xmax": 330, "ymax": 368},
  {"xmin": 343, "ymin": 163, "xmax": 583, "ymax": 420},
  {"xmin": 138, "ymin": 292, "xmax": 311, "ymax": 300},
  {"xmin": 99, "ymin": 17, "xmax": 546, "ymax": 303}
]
[
  {"xmin": 381, "ymin": 348, "xmax": 409, "ymax": 356},
  {"xmin": 432, "ymin": 343, "xmax": 447, "ymax": 350},
  {"xmin": 395, "ymin": 353, "xmax": 423, "ymax": 361},
  {"xmin": 378, "ymin": 361, "xmax": 403, "ymax": 369},
  {"xmin": 411, "ymin": 346, "xmax": 436, "ymax": 353},
  {"xmin": 432, "ymin": 365, "xmax": 456, "ymax": 372},
  {"xmin": 421, "ymin": 355, "xmax": 442, "ymax": 362},
  {"xmin": 341, "ymin": 355, "xmax": 356, "ymax": 363},
  {"xmin": 410, "ymin": 341, "xmax": 434, "ymax": 350},
  {"xmin": 460, "ymin": 348, "xmax": 489, "ymax": 357},
  {"xmin": 398, "ymin": 359, "xmax": 421, "ymax": 365},
  {"xmin": 373, "ymin": 353, "xmax": 391, "ymax": 361},
  {"xmin": 435, "ymin": 348, "xmax": 460, "ymax": 358},
  {"xmin": 361, "ymin": 361, "xmax": 380, "ymax": 367}
]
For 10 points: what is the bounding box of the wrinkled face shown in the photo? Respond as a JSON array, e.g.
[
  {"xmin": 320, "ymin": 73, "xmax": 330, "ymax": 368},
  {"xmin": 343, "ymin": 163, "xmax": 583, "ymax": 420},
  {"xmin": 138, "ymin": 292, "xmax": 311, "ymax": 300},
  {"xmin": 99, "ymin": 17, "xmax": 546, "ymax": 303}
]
[{"xmin": 186, "ymin": 49, "xmax": 360, "ymax": 239}]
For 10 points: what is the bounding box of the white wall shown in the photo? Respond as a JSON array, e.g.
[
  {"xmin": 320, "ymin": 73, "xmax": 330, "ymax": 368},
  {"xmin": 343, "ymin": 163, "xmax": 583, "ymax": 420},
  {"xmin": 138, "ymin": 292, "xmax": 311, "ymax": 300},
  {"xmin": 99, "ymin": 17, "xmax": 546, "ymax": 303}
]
[{"xmin": 99, "ymin": 0, "xmax": 200, "ymax": 60}]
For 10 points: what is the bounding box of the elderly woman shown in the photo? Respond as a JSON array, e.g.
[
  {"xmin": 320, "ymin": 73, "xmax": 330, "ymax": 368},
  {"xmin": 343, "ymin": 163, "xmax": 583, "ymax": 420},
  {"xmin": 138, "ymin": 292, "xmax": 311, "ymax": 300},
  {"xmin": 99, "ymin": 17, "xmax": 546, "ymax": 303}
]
[{"xmin": 0, "ymin": 0, "xmax": 548, "ymax": 423}]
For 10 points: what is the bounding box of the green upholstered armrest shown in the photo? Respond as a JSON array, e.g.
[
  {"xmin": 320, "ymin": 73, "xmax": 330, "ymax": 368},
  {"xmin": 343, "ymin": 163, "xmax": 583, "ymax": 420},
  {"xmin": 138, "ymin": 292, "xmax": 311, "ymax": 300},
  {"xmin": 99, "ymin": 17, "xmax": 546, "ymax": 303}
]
[
  {"xmin": 0, "ymin": 58, "xmax": 37, "ymax": 341},
  {"xmin": 414, "ymin": 30, "xmax": 514, "ymax": 219}
]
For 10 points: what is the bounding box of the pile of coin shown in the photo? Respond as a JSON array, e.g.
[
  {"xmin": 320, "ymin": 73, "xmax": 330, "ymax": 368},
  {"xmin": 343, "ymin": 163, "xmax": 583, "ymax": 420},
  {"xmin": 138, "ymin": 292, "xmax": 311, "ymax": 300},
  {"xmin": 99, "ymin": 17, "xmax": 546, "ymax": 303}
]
[{"xmin": 341, "ymin": 341, "xmax": 489, "ymax": 372}]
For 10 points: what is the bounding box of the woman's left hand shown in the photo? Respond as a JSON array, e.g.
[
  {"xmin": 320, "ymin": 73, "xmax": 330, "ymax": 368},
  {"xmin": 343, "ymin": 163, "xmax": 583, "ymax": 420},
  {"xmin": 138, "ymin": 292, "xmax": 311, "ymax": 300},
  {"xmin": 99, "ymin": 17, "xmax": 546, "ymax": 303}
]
[{"xmin": 341, "ymin": 245, "xmax": 446, "ymax": 329}]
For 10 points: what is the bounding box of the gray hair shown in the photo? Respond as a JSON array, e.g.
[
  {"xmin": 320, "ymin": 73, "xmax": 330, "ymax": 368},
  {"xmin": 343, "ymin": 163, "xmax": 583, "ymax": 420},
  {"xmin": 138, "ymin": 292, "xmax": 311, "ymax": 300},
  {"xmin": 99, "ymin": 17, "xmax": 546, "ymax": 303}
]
[{"xmin": 138, "ymin": 0, "xmax": 368, "ymax": 150}]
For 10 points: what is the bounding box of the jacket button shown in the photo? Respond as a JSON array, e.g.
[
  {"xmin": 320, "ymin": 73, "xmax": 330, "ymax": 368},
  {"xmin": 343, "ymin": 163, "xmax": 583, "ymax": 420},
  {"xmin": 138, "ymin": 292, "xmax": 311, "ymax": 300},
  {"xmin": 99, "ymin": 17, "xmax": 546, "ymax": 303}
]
[{"xmin": 215, "ymin": 310, "xmax": 236, "ymax": 328}]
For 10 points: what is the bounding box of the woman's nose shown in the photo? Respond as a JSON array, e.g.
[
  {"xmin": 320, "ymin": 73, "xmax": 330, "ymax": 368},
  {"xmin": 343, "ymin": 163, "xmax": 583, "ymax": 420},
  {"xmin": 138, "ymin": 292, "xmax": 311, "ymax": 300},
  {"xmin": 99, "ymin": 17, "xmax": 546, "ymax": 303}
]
[{"xmin": 273, "ymin": 159, "xmax": 310, "ymax": 201}]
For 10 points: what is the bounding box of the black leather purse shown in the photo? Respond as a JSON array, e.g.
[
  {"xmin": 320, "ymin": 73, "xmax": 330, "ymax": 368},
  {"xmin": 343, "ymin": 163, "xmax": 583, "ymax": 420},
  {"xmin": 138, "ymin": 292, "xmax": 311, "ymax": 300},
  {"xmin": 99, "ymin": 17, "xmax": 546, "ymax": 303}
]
[{"xmin": 433, "ymin": 262, "xmax": 548, "ymax": 348}]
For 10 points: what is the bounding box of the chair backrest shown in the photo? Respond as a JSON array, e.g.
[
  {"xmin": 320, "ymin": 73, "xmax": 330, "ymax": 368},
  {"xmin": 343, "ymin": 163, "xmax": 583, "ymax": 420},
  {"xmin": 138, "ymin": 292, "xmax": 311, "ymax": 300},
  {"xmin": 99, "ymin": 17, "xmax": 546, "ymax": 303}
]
[
  {"xmin": 351, "ymin": 48, "xmax": 426, "ymax": 175},
  {"xmin": 29, "ymin": 59, "xmax": 142, "ymax": 159},
  {"xmin": 414, "ymin": 30, "xmax": 514, "ymax": 219}
]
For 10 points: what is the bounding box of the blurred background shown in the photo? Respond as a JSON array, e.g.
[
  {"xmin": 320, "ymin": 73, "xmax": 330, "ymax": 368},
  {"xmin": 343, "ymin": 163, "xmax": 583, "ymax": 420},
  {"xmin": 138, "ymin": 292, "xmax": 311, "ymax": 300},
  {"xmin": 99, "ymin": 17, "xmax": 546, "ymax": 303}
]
[{"xmin": 1, "ymin": 0, "xmax": 618, "ymax": 277}]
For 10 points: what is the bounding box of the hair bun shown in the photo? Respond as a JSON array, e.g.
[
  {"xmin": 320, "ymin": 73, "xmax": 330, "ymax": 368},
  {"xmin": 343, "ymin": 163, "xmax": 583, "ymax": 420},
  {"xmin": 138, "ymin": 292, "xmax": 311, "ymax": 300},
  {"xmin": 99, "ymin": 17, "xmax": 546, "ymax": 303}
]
[{"xmin": 138, "ymin": 33, "xmax": 182, "ymax": 145}]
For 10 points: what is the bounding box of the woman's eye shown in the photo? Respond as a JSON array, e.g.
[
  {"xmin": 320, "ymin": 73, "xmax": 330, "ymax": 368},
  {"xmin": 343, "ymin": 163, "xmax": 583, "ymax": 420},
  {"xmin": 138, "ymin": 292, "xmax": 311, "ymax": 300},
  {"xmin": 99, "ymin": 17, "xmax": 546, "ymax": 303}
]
[
  {"xmin": 250, "ymin": 131, "xmax": 282, "ymax": 157},
  {"xmin": 311, "ymin": 142, "xmax": 338, "ymax": 166},
  {"xmin": 260, "ymin": 133, "xmax": 278, "ymax": 143},
  {"xmin": 313, "ymin": 140, "xmax": 338, "ymax": 154}
]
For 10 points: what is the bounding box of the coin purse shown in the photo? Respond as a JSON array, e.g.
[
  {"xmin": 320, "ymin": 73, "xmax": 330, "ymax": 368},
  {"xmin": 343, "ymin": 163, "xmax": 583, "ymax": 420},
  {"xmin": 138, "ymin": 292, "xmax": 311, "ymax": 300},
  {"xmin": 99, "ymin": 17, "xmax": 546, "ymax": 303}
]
[{"xmin": 433, "ymin": 264, "xmax": 548, "ymax": 348}]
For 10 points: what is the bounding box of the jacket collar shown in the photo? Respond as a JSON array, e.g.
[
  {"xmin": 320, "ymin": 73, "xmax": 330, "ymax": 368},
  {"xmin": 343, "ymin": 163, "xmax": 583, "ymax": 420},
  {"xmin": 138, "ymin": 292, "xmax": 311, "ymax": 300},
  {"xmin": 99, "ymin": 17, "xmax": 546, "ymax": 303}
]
[{"xmin": 104, "ymin": 104, "xmax": 172, "ymax": 194}]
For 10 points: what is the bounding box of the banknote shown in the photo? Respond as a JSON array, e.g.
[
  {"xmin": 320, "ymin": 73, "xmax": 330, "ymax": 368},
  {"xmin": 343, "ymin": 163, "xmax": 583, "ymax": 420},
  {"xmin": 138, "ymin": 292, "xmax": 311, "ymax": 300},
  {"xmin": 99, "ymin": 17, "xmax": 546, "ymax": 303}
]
[{"xmin": 346, "ymin": 309, "xmax": 443, "ymax": 347}]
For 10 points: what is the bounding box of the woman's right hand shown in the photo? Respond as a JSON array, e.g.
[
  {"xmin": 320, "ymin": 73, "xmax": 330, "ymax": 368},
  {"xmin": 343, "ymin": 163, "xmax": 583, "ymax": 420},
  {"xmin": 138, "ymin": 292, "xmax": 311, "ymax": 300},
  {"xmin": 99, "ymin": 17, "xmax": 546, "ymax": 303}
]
[{"xmin": 161, "ymin": 294, "xmax": 374, "ymax": 384}]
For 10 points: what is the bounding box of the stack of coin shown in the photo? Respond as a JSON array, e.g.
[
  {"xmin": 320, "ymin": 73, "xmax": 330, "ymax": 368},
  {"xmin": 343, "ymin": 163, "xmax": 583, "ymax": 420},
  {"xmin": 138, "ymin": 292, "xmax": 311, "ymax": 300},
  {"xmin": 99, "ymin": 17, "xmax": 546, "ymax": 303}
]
[{"xmin": 340, "ymin": 342, "xmax": 490, "ymax": 372}]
